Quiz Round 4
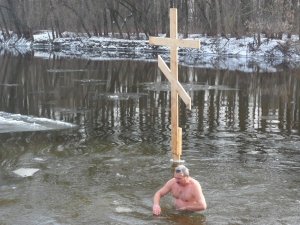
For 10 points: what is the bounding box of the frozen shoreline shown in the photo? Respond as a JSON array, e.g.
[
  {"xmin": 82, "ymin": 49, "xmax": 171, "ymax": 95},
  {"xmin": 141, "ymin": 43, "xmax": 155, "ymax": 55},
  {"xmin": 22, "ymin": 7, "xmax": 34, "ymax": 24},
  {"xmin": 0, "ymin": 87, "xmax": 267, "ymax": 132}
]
[{"xmin": 1, "ymin": 31, "xmax": 300, "ymax": 72}]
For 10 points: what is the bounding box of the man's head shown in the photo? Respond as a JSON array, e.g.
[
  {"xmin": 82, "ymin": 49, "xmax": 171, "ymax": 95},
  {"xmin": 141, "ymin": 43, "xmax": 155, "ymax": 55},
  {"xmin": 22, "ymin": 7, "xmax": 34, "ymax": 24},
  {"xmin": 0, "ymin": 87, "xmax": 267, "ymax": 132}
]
[
  {"xmin": 174, "ymin": 165, "xmax": 189, "ymax": 177},
  {"xmin": 174, "ymin": 165, "xmax": 190, "ymax": 185}
]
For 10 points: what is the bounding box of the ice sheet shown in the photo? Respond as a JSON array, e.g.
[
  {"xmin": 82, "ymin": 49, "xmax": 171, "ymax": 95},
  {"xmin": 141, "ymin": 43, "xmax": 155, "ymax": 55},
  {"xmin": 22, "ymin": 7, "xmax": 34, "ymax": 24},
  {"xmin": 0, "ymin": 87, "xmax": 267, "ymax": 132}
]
[{"xmin": 0, "ymin": 111, "xmax": 76, "ymax": 133}]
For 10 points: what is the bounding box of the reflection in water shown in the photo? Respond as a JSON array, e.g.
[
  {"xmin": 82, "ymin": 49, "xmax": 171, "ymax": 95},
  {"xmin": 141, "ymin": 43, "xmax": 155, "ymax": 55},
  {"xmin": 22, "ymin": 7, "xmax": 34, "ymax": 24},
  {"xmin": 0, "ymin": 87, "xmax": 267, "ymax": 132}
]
[
  {"xmin": 0, "ymin": 51, "xmax": 299, "ymax": 224},
  {"xmin": 1, "ymin": 51, "xmax": 300, "ymax": 136}
]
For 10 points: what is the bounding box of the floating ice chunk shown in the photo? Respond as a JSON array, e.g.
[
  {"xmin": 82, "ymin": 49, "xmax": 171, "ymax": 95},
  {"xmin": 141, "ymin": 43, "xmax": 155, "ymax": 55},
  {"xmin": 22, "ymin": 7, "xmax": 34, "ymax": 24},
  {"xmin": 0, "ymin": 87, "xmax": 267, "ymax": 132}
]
[
  {"xmin": 33, "ymin": 157, "xmax": 45, "ymax": 162},
  {"xmin": 13, "ymin": 168, "xmax": 40, "ymax": 177},
  {"xmin": 115, "ymin": 206, "xmax": 133, "ymax": 213},
  {"xmin": 116, "ymin": 173, "xmax": 126, "ymax": 178}
]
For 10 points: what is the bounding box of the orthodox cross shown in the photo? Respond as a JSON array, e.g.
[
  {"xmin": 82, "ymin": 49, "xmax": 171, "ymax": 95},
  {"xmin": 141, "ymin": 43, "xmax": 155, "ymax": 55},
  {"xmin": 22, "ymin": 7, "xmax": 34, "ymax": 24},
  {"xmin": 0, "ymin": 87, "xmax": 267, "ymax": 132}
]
[{"xmin": 149, "ymin": 8, "xmax": 200, "ymax": 162}]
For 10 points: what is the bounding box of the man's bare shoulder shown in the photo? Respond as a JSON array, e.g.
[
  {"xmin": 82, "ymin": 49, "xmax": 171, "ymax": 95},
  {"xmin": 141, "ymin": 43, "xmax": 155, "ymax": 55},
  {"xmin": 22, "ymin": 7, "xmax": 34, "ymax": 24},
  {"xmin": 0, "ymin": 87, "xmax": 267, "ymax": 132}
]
[
  {"xmin": 159, "ymin": 178, "xmax": 176, "ymax": 194},
  {"xmin": 166, "ymin": 178, "xmax": 177, "ymax": 186},
  {"xmin": 190, "ymin": 177, "xmax": 200, "ymax": 184},
  {"xmin": 189, "ymin": 177, "xmax": 202, "ymax": 189}
]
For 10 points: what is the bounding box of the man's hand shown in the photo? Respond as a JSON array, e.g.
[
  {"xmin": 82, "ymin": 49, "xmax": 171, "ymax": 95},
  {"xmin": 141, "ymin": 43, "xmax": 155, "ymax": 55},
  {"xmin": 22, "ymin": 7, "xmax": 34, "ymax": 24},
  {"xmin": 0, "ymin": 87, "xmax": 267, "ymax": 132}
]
[
  {"xmin": 177, "ymin": 206, "xmax": 187, "ymax": 211},
  {"xmin": 152, "ymin": 204, "xmax": 161, "ymax": 216}
]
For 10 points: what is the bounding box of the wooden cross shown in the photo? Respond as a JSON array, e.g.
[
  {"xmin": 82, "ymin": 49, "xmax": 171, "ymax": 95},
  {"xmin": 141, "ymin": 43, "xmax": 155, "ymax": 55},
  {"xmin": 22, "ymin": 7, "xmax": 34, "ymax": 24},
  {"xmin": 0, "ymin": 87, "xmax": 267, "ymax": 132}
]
[{"xmin": 149, "ymin": 8, "xmax": 200, "ymax": 162}]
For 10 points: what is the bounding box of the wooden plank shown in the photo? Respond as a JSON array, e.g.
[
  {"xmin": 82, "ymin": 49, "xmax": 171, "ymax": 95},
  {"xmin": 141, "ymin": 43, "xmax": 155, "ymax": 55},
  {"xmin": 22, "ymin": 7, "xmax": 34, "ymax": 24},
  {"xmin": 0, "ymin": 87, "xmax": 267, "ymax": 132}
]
[
  {"xmin": 171, "ymin": 87, "xmax": 178, "ymax": 160},
  {"xmin": 149, "ymin": 37, "xmax": 172, "ymax": 46},
  {"xmin": 176, "ymin": 39, "xmax": 201, "ymax": 49},
  {"xmin": 170, "ymin": 8, "xmax": 177, "ymax": 39},
  {"xmin": 149, "ymin": 37, "xmax": 200, "ymax": 49},
  {"xmin": 177, "ymin": 127, "xmax": 182, "ymax": 156},
  {"xmin": 158, "ymin": 56, "xmax": 191, "ymax": 109}
]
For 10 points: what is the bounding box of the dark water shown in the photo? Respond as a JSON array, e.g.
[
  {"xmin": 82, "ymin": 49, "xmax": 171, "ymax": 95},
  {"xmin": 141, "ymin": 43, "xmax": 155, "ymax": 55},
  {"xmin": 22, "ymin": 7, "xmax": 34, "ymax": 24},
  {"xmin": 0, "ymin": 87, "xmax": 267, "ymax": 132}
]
[{"xmin": 0, "ymin": 51, "xmax": 299, "ymax": 225}]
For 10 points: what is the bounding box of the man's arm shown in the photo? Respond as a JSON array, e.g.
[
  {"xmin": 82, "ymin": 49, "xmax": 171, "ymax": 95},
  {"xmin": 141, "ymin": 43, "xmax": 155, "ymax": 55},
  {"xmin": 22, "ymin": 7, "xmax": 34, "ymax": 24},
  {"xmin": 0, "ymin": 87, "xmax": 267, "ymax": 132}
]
[{"xmin": 152, "ymin": 179, "xmax": 173, "ymax": 215}]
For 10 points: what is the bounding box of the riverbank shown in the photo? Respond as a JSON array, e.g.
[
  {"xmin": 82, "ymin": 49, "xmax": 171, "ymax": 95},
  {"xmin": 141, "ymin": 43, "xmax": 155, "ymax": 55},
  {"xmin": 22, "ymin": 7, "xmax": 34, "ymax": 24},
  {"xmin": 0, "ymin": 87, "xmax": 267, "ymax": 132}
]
[{"xmin": 1, "ymin": 31, "xmax": 300, "ymax": 72}]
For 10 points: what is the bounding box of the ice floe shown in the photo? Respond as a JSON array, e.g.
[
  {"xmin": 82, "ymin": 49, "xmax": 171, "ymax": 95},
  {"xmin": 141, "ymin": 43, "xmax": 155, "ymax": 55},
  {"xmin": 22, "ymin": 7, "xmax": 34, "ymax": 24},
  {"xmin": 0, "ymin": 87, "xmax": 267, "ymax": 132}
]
[
  {"xmin": 0, "ymin": 111, "xmax": 76, "ymax": 134},
  {"xmin": 13, "ymin": 168, "xmax": 40, "ymax": 177}
]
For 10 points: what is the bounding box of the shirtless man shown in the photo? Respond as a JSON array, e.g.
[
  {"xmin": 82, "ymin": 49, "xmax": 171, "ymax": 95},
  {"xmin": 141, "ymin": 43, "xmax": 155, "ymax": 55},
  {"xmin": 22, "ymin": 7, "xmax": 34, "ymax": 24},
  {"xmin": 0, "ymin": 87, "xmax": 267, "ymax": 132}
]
[{"xmin": 152, "ymin": 165, "xmax": 207, "ymax": 215}]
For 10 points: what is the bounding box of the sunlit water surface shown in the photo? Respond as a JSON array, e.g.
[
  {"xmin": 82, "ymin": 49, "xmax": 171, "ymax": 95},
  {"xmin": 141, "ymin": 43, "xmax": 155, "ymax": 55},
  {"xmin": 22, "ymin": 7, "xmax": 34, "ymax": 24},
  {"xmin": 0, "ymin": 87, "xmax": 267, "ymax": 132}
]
[{"xmin": 0, "ymin": 52, "xmax": 299, "ymax": 225}]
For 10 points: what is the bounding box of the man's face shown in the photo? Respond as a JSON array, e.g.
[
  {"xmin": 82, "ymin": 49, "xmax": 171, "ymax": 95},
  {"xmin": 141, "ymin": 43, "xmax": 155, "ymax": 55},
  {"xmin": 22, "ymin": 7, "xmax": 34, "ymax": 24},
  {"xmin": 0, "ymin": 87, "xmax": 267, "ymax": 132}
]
[{"xmin": 174, "ymin": 173, "xmax": 187, "ymax": 186}]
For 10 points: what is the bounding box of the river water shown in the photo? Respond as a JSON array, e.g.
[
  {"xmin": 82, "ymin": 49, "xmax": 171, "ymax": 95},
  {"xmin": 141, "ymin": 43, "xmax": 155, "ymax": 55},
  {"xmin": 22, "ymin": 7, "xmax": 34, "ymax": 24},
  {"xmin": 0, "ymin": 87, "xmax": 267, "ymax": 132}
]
[{"xmin": 0, "ymin": 51, "xmax": 299, "ymax": 225}]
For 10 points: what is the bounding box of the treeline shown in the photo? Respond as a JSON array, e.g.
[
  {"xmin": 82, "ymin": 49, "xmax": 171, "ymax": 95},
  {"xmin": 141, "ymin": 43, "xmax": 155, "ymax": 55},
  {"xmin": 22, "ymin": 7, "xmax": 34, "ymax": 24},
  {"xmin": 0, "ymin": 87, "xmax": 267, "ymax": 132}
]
[{"xmin": 0, "ymin": 0, "xmax": 299, "ymax": 40}]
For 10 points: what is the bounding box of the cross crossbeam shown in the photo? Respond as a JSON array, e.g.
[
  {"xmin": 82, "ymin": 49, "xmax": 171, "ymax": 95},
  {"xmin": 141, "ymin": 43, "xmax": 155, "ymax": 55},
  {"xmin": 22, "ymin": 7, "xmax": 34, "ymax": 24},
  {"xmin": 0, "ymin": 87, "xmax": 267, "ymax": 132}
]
[{"xmin": 149, "ymin": 37, "xmax": 200, "ymax": 49}]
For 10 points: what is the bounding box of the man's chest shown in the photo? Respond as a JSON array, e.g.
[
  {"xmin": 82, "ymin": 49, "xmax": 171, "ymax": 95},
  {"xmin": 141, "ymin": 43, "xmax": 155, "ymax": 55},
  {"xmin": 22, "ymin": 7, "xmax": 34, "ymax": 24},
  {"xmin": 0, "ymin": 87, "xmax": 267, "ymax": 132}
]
[{"xmin": 171, "ymin": 185, "xmax": 194, "ymax": 201}]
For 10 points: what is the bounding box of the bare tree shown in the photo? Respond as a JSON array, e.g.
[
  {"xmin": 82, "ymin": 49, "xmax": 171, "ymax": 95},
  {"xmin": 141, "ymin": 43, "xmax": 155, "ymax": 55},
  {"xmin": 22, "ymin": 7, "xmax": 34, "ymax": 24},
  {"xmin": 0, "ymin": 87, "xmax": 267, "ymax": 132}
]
[
  {"xmin": 1, "ymin": 0, "xmax": 31, "ymax": 39},
  {"xmin": 0, "ymin": 0, "xmax": 299, "ymax": 40},
  {"xmin": 0, "ymin": 7, "xmax": 10, "ymax": 39},
  {"xmin": 291, "ymin": 0, "xmax": 300, "ymax": 37},
  {"xmin": 60, "ymin": 0, "xmax": 91, "ymax": 37},
  {"xmin": 49, "ymin": 0, "xmax": 62, "ymax": 38}
]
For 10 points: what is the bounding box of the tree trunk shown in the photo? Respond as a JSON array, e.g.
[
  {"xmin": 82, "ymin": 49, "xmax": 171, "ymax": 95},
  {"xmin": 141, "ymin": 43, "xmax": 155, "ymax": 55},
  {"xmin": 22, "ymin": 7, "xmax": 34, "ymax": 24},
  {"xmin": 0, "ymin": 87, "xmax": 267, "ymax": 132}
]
[
  {"xmin": 110, "ymin": 9, "xmax": 123, "ymax": 38},
  {"xmin": 240, "ymin": 0, "xmax": 252, "ymax": 33},
  {"xmin": 96, "ymin": 13, "xmax": 103, "ymax": 36},
  {"xmin": 61, "ymin": 1, "xmax": 91, "ymax": 38},
  {"xmin": 214, "ymin": 0, "xmax": 221, "ymax": 35},
  {"xmin": 170, "ymin": 0, "xmax": 176, "ymax": 8},
  {"xmin": 183, "ymin": 0, "xmax": 189, "ymax": 38},
  {"xmin": 0, "ymin": 8, "xmax": 10, "ymax": 38},
  {"xmin": 218, "ymin": 0, "xmax": 226, "ymax": 37},
  {"xmin": 292, "ymin": 0, "xmax": 300, "ymax": 37},
  {"xmin": 6, "ymin": 0, "xmax": 22, "ymax": 38},
  {"xmin": 161, "ymin": 1, "xmax": 168, "ymax": 34},
  {"xmin": 109, "ymin": 9, "xmax": 115, "ymax": 37},
  {"xmin": 49, "ymin": 0, "xmax": 62, "ymax": 38},
  {"xmin": 103, "ymin": 8, "xmax": 109, "ymax": 36}
]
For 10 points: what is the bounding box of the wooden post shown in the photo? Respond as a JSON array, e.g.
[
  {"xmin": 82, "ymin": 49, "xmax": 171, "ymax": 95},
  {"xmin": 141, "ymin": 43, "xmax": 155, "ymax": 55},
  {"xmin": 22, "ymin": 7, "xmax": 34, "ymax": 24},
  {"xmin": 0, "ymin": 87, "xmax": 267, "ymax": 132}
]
[{"xmin": 149, "ymin": 8, "xmax": 200, "ymax": 162}]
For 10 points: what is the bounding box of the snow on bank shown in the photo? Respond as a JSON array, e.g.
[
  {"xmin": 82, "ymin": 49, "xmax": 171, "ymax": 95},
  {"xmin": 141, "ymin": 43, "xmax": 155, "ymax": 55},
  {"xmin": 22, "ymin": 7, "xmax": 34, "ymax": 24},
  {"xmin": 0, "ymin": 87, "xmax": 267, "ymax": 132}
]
[{"xmin": 1, "ymin": 31, "xmax": 300, "ymax": 72}]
